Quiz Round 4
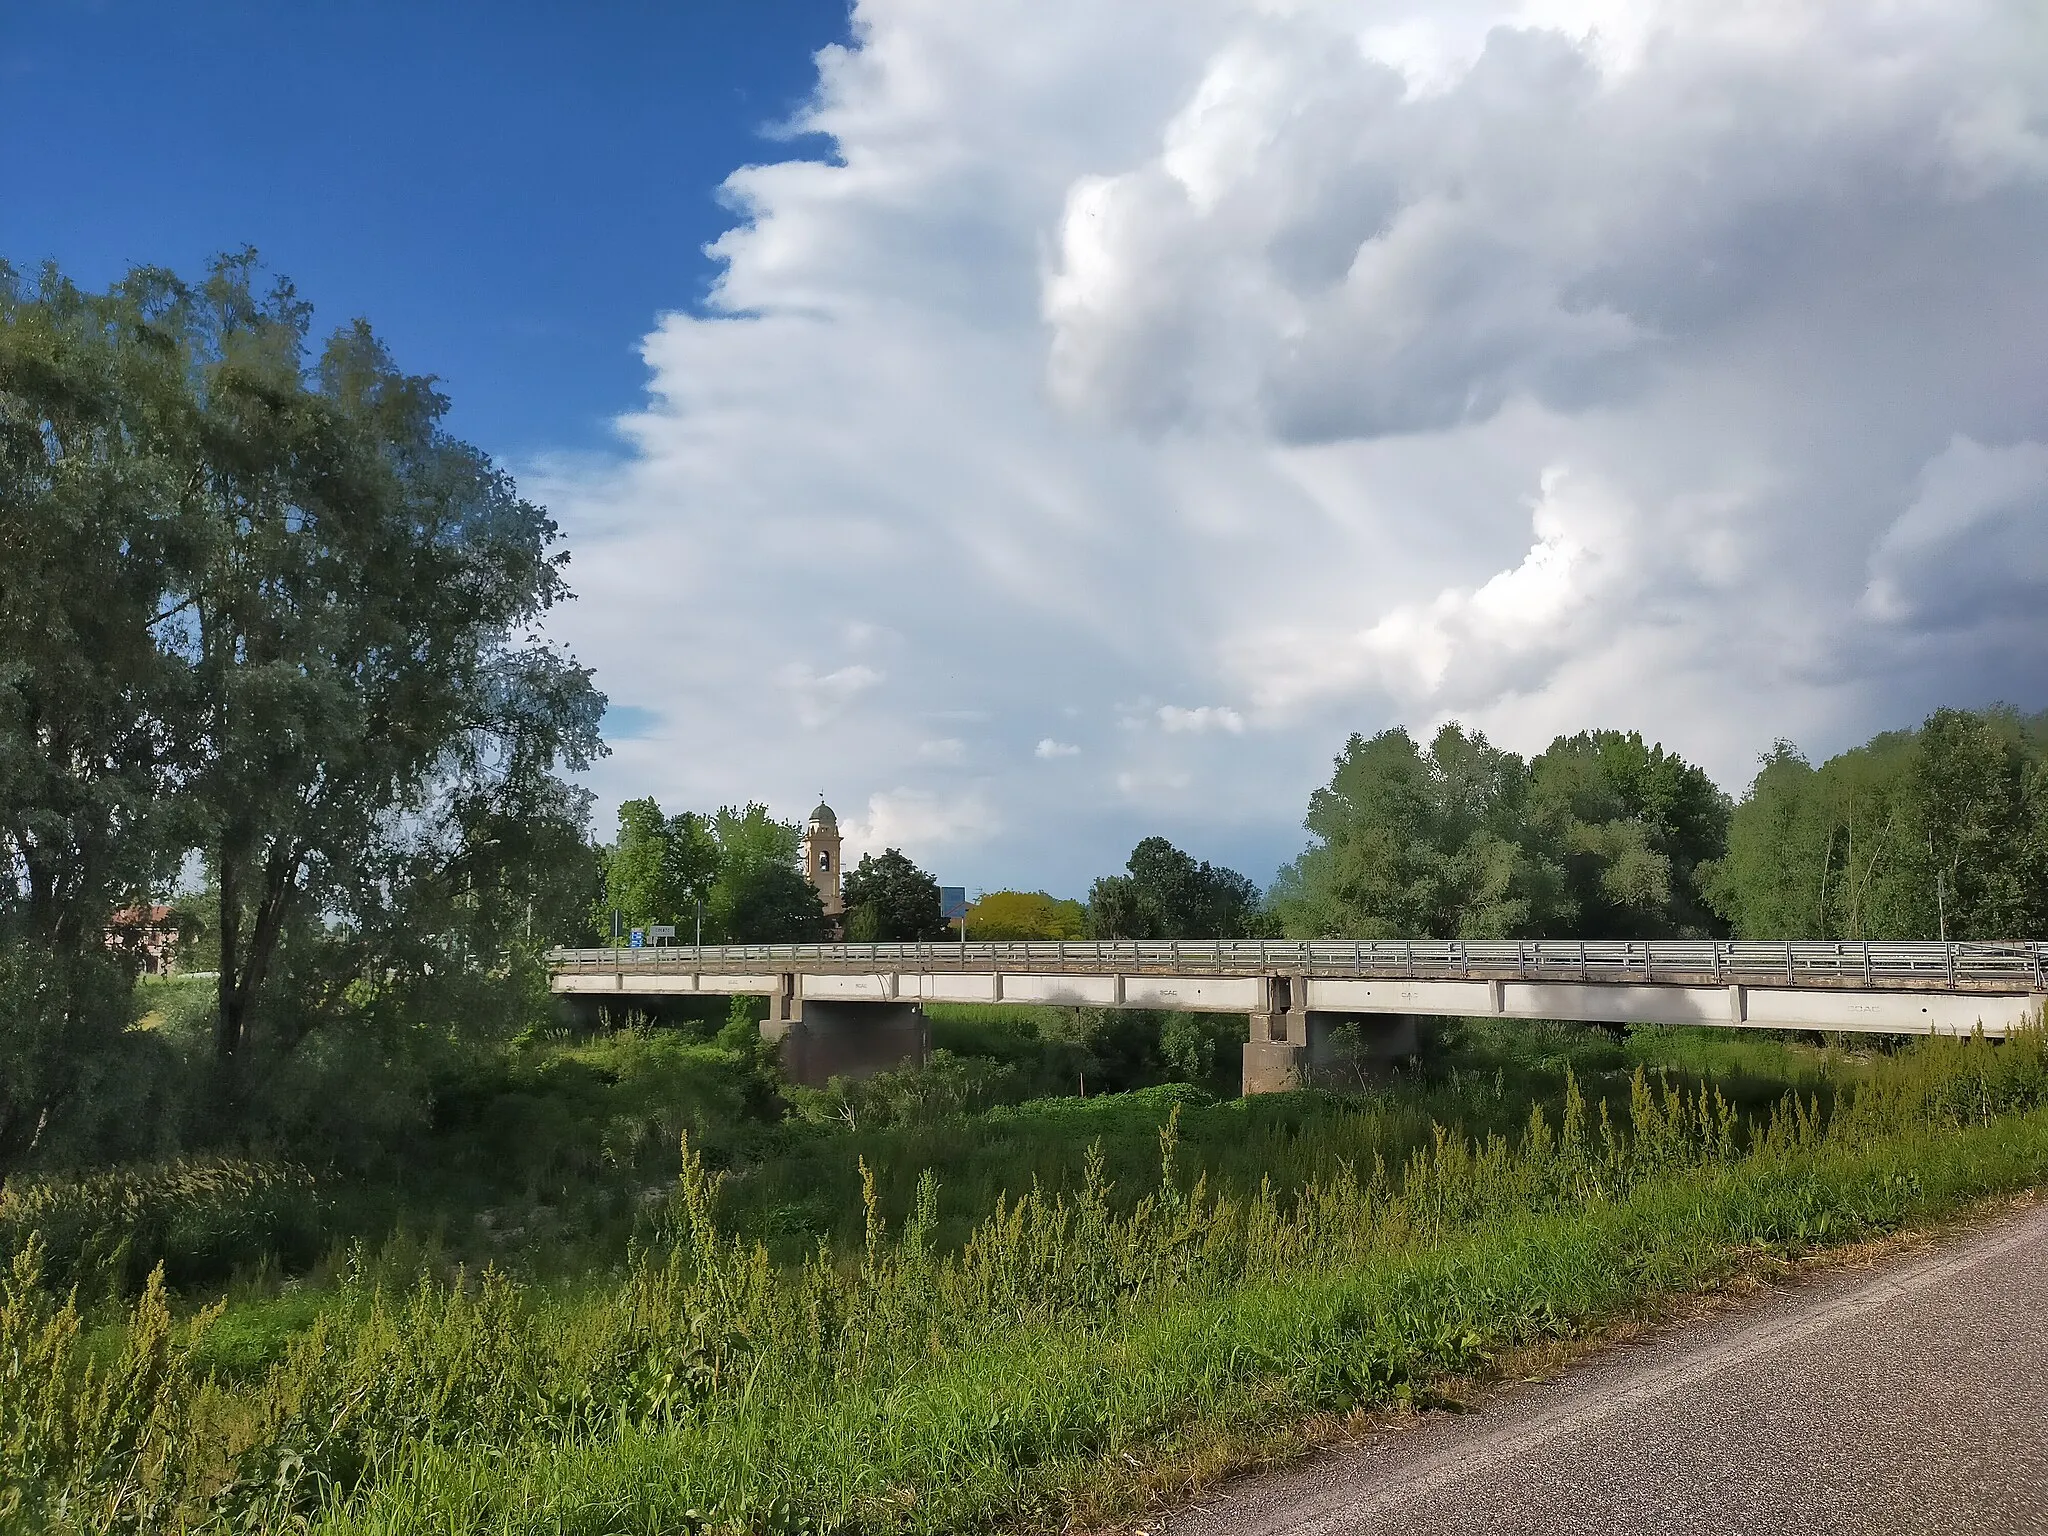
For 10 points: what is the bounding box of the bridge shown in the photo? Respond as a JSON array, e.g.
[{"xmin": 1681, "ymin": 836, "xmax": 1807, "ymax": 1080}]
[{"xmin": 549, "ymin": 939, "xmax": 2048, "ymax": 1091}]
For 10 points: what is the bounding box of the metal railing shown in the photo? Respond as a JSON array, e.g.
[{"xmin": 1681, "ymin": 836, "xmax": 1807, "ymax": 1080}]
[{"xmin": 550, "ymin": 939, "xmax": 2048, "ymax": 989}]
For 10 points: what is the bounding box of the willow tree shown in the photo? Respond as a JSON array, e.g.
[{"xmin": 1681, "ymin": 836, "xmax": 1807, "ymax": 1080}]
[
  {"xmin": 0, "ymin": 262, "xmax": 195, "ymax": 1167},
  {"xmin": 0, "ymin": 254, "xmax": 604, "ymax": 1129}
]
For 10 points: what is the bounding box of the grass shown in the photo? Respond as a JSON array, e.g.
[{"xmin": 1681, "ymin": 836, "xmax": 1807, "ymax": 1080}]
[{"xmin": 4, "ymin": 1024, "xmax": 2045, "ymax": 1535}]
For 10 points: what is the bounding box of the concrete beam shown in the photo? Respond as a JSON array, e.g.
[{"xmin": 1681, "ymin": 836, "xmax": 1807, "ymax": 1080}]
[
  {"xmin": 552, "ymin": 970, "xmax": 781, "ymax": 996},
  {"xmin": 555, "ymin": 965, "xmax": 2039, "ymax": 1040},
  {"xmin": 1304, "ymin": 977, "xmax": 2032, "ymax": 1037}
]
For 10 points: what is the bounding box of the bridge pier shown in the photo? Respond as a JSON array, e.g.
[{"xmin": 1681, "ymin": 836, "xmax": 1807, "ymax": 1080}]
[
  {"xmin": 1243, "ymin": 976, "xmax": 1420, "ymax": 1093},
  {"xmin": 760, "ymin": 974, "xmax": 930, "ymax": 1088}
]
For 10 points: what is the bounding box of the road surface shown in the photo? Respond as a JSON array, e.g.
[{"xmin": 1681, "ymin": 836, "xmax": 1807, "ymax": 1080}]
[{"xmin": 1157, "ymin": 1197, "xmax": 2048, "ymax": 1536}]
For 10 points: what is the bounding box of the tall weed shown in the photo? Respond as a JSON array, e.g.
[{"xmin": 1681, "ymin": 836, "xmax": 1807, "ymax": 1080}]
[
  {"xmin": 2, "ymin": 1027, "xmax": 2044, "ymax": 1534},
  {"xmin": 0, "ymin": 1159, "xmax": 322, "ymax": 1296}
]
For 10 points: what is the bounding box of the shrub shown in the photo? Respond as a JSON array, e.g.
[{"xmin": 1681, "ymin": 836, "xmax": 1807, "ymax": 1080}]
[{"xmin": 0, "ymin": 1158, "xmax": 323, "ymax": 1296}]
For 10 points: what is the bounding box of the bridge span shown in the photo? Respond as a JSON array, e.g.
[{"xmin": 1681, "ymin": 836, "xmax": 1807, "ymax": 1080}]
[{"xmin": 549, "ymin": 939, "xmax": 2047, "ymax": 1092}]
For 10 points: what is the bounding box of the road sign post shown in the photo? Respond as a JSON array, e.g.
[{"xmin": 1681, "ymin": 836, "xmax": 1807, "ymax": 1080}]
[{"xmin": 940, "ymin": 886, "xmax": 968, "ymax": 944}]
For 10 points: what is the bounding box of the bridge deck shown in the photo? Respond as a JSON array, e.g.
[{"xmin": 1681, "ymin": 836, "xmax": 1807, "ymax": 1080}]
[
  {"xmin": 552, "ymin": 939, "xmax": 2048, "ymax": 991},
  {"xmin": 552, "ymin": 941, "xmax": 2047, "ymax": 1079}
]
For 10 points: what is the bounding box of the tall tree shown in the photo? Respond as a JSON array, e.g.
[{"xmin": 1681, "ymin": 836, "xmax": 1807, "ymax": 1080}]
[
  {"xmin": 1703, "ymin": 707, "xmax": 2048, "ymax": 939},
  {"xmin": 2, "ymin": 255, "xmax": 604, "ymax": 1120},
  {"xmin": 1272, "ymin": 724, "xmax": 1564, "ymax": 939},
  {"xmin": 663, "ymin": 810, "xmax": 721, "ymax": 940},
  {"xmin": 599, "ymin": 802, "xmax": 723, "ymax": 938},
  {"xmin": 843, "ymin": 848, "xmax": 946, "ymax": 941},
  {"xmin": 168, "ymin": 258, "xmax": 601, "ymax": 1083},
  {"xmin": 1528, "ymin": 729, "xmax": 1731, "ymax": 937},
  {"xmin": 0, "ymin": 263, "xmax": 207, "ymax": 1168},
  {"xmin": 1087, "ymin": 836, "xmax": 1265, "ymax": 938},
  {"xmin": 704, "ymin": 803, "xmax": 824, "ymax": 942},
  {"xmin": 1912, "ymin": 707, "xmax": 2048, "ymax": 939}
]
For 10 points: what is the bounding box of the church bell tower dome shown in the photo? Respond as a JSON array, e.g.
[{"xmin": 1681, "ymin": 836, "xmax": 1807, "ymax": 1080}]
[{"xmin": 802, "ymin": 798, "xmax": 844, "ymax": 918}]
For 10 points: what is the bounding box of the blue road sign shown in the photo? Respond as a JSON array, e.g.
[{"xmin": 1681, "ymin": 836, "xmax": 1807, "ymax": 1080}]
[
  {"xmin": 939, "ymin": 887, "xmax": 969, "ymax": 922},
  {"xmin": 629, "ymin": 928, "xmax": 645, "ymax": 949}
]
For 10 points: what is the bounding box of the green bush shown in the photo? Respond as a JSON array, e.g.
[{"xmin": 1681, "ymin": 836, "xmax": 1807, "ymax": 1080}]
[{"xmin": 0, "ymin": 1158, "xmax": 323, "ymax": 1296}]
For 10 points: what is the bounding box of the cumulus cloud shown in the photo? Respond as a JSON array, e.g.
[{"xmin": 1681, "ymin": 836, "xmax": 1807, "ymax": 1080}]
[
  {"xmin": 1035, "ymin": 738, "xmax": 1082, "ymax": 758},
  {"xmin": 541, "ymin": 0, "xmax": 2048, "ymax": 894},
  {"xmin": 845, "ymin": 788, "xmax": 998, "ymax": 870}
]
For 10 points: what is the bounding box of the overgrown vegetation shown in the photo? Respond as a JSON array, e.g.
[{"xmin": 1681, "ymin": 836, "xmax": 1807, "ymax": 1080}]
[{"xmin": 4, "ymin": 1026, "xmax": 2044, "ymax": 1534}]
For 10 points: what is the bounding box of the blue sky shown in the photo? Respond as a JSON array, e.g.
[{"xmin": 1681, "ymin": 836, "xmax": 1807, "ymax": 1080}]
[
  {"xmin": 2, "ymin": 1, "xmax": 849, "ymax": 455},
  {"xmin": 8, "ymin": 2, "xmax": 2045, "ymax": 899}
]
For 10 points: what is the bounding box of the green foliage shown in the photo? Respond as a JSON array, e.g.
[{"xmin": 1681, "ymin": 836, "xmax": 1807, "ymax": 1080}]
[
  {"xmin": 1912, "ymin": 707, "xmax": 2048, "ymax": 937},
  {"xmin": 0, "ymin": 253, "xmax": 604, "ymax": 1138},
  {"xmin": 0, "ymin": 944, "xmax": 138, "ymax": 1176},
  {"xmin": 842, "ymin": 848, "xmax": 946, "ymax": 942},
  {"xmin": 705, "ymin": 804, "xmax": 824, "ymax": 943},
  {"xmin": 427, "ymin": 1031, "xmax": 774, "ymax": 1196},
  {"xmin": 591, "ymin": 800, "xmax": 825, "ymax": 944},
  {"xmin": 965, "ymin": 890, "xmax": 1086, "ymax": 940},
  {"xmin": 0, "ymin": 1247, "xmax": 219, "ymax": 1534},
  {"xmin": 0, "ymin": 1158, "xmax": 322, "ymax": 1296},
  {"xmin": 1274, "ymin": 724, "xmax": 1562, "ymax": 939},
  {"xmin": 785, "ymin": 1050, "xmax": 1024, "ymax": 1131},
  {"xmin": 1528, "ymin": 729, "xmax": 1730, "ymax": 936},
  {"xmin": 595, "ymin": 799, "xmax": 717, "ymax": 941},
  {"xmin": 1087, "ymin": 836, "xmax": 1265, "ymax": 939},
  {"xmin": 1704, "ymin": 706, "xmax": 2048, "ymax": 938},
  {"xmin": 1277, "ymin": 723, "xmax": 1738, "ymax": 941},
  {"xmin": 925, "ymin": 1003, "xmax": 1244, "ymax": 1102},
  {"xmin": 4, "ymin": 1029, "xmax": 2047, "ymax": 1532}
]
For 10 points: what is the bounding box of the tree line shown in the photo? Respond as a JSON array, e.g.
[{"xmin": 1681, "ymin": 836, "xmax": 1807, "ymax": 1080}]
[
  {"xmin": 1272, "ymin": 712, "xmax": 2046, "ymax": 943},
  {"xmin": 580, "ymin": 709, "xmax": 2048, "ymax": 953}
]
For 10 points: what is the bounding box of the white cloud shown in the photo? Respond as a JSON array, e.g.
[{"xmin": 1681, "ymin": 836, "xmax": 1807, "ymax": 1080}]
[
  {"xmin": 1035, "ymin": 738, "xmax": 1082, "ymax": 758},
  {"xmin": 916, "ymin": 737, "xmax": 968, "ymax": 764},
  {"xmin": 1157, "ymin": 705, "xmax": 1246, "ymax": 735},
  {"xmin": 1232, "ymin": 464, "xmax": 1637, "ymax": 711},
  {"xmin": 778, "ymin": 663, "xmax": 885, "ymax": 729},
  {"xmin": 542, "ymin": 0, "xmax": 2048, "ymax": 895},
  {"xmin": 844, "ymin": 788, "xmax": 998, "ymax": 870}
]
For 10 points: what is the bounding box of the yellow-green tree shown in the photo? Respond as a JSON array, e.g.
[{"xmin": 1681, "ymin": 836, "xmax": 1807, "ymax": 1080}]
[{"xmin": 966, "ymin": 890, "xmax": 1086, "ymax": 940}]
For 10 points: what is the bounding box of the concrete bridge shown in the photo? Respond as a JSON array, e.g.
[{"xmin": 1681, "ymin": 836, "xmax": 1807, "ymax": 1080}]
[{"xmin": 548, "ymin": 939, "xmax": 2048, "ymax": 1092}]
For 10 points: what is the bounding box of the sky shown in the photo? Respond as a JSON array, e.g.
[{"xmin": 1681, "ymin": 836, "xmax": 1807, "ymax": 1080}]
[{"xmin": 9, "ymin": 1, "xmax": 2048, "ymax": 899}]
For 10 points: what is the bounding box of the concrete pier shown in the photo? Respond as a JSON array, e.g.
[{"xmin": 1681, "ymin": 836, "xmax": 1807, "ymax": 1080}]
[
  {"xmin": 1242, "ymin": 975, "xmax": 1420, "ymax": 1092},
  {"xmin": 759, "ymin": 977, "xmax": 930, "ymax": 1087}
]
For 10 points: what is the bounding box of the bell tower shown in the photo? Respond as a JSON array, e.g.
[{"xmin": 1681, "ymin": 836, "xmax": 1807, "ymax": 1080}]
[{"xmin": 802, "ymin": 798, "xmax": 844, "ymax": 921}]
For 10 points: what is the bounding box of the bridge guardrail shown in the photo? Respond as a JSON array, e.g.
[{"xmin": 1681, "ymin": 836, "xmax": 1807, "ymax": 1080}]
[{"xmin": 548, "ymin": 939, "xmax": 2048, "ymax": 988}]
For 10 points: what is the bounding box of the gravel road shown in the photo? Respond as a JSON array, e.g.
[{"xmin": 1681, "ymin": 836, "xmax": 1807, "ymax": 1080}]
[{"xmin": 1155, "ymin": 1197, "xmax": 2048, "ymax": 1536}]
